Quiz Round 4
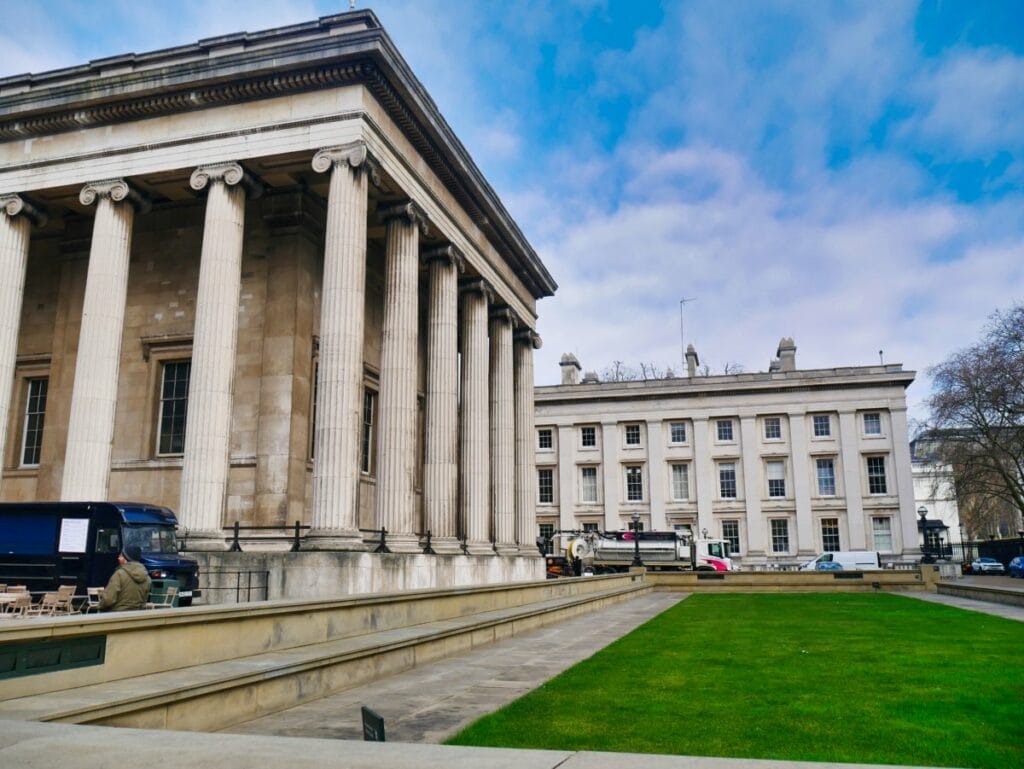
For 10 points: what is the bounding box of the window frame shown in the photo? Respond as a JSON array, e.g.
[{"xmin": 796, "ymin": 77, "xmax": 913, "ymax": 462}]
[
  {"xmin": 766, "ymin": 459, "xmax": 786, "ymax": 498},
  {"xmin": 580, "ymin": 425, "xmax": 597, "ymax": 448},
  {"xmin": 537, "ymin": 467, "xmax": 555, "ymax": 504},
  {"xmin": 815, "ymin": 457, "xmax": 837, "ymax": 497},
  {"xmin": 721, "ymin": 519, "xmax": 740, "ymax": 554},
  {"xmin": 718, "ymin": 461, "xmax": 737, "ymax": 499},
  {"xmin": 360, "ymin": 387, "xmax": 378, "ymax": 475},
  {"xmin": 537, "ymin": 428, "xmax": 553, "ymax": 450},
  {"xmin": 863, "ymin": 412, "xmax": 882, "ymax": 436},
  {"xmin": 763, "ymin": 416, "xmax": 782, "ymax": 441},
  {"xmin": 19, "ymin": 376, "xmax": 48, "ymax": 468},
  {"xmin": 624, "ymin": 464, "xmax": 644, "ymax": 502},
  {"xmin": 624, "ymin": 423, "xmax": 642, "ymax": 447},
  {"xmin": 580, "ymin": 465, "xmax": 599, "ymax": 504},
  {"xmin": 538, "ymin": 523, "xmax": 555, "ymax": 554},
  {"xmin": 669, "ymin": 421, "xmax": 687, "ymax": 444},
  {"xmin": 812, "ymin": 414, "xmax": 831, "ymax": 437},
  {"xmin": 770, "ymin": 518, "xmax": 790, "ymax": 554},
  {"xmin": 716, "ymin": 419, "xmax": 734, "ymax": 442},
  {"xmin": 670, "ymin": 462, "xmax": 690, "ymax": 501},
  {"xmin": 821, "ymin": 517, "xmax": 841, "ymax": 551},
  {"xmin": 866, "ymin": 455, "xmax": 888, "ymax": 495},
  {"xmin": 871, "ymin": 516, "xmax": 893, "ymax": 552},
  {"xmin": 156, "ymin": 359, "xmax": 191, "ymax": 457}
]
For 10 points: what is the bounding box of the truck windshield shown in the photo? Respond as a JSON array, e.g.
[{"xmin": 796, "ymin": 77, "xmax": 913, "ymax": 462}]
[
  {"xmin": 707, "ymin": 542, "xmax": 725, "ymax": 558},
  {"xmin": 122, "ymin": 524, "xmax": 178, "ymax": 555}
]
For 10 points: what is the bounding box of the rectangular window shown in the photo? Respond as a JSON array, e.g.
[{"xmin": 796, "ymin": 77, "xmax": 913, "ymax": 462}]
[
  {"xmin": 863, "ymin": 413, "xmax": 882, "ymax": 435},
  {"xmin": 580, "ymin": 425, "xmax": 596, "ymax": 447},
  {"xmin": 538, "ymin": 523, "xmax": 554, "ymax": 554},
  {"xmin": 628, "ymin": 518, "xmax": 644, "ymax": 532},
  {"xmin": 670, "ymin": 422, "xmax": 687, "ymax": 443},
  {"xmin": 764, "ymin": 416, "xmax": 781, "ymax": 440},
  {"xmin": 716, "ymin": 419, "xmax": 734, "ymax": 441},
  {"xmin": 580, "ymin": 466, "xmax": 598, "ymax": 503},
  {"xmin": 718, "ymin": 462, "xmax": 737, "ymax": 499},
  {"xmin": 360, "ymin": 389, "xmax": 377, "ymax": 474},
  {"xmin": 670, "ymin": 463, "xmax": 689, "ymax": 501},
  {"xmin": 766, "ymin": 460, "xmax": 786, "ymax": 498},
  {"xmin": 538, "ymin": 468, "xmax": 554, "ymax": 504},
  {"xmin": 582, "ymin": 522, "xmax": 600, "ymax": 533},
  {"xmin": 816, "ymin": 458, "xmax": 836, "ymax": 496},
  {"xmin": 821, "ymin": 518, "xmax": 841, "ymax": 551},
  {"xmin": 867, "ymin": 456, "xmax": 888, "ymax": 494},
  {"xmin": 872, "ymin": 516, "xmax": 893, "ymax": 551},
  {"xmin": 722, "ymin": 519, "xmax": 740, "ymax": 554},
  {"xmin": 625, "ymin": 465, "xmax": 643, "ymax": 501},
  {"xmin": 20, "ymin": 377, "xmax": 48, "ymax": 466},
  {"xmin": 624, "ymin": 424, "xmax": 641, "ymax": 446},
  {"xmin": 770, "ymin": 519, "xmax": 790, "ymax": 553},
  {"xmin": 157, "ymin": 361, "xmax": 190, "ymax": 455},
  {"xmin": 813, "ymin": 414, "xmax": 831, "ymax": 437},
  {"xmin": 537, "ymin": 428, "xmax": 553, "ymax": 449}
]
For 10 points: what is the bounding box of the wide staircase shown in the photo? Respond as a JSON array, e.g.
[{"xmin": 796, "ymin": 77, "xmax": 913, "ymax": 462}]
[{"xmin": 0, "ymin": 573, "xmax": 646, "ymax": 732}]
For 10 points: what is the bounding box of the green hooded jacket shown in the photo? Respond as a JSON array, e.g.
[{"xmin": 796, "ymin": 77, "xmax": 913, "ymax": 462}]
[{"xmin": 99, "ymin": 561, "xmax": 151, "ymax": 611}]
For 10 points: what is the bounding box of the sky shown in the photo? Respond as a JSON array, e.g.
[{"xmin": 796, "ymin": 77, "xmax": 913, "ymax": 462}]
[{"xmin": 2, "ymin": 0, "xmax": 1022, "ymax": 423}]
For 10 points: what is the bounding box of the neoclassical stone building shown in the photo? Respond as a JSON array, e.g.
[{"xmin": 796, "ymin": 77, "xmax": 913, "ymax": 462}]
[
  {"xmin": 535, "ymin": 340, "xmax": 921, "ymax": 566},
  {"xmin": 0, "ymin": 11, "xmax": 554, "ymax": 592}
]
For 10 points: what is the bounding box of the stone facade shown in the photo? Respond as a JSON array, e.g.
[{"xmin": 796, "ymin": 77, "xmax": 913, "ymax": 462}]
[
  {"xmin": 535, "ymin": 341, "xmax": 921, "ymax": 566},
  {"xmin": 0, "ymin": 11, "xmax": 553, "ymax": 585}
]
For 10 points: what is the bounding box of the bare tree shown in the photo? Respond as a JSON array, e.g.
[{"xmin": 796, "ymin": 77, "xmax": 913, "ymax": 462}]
[{"xmin": 925, "ymin": 304, "xmax": 1024, "ymax": 535}]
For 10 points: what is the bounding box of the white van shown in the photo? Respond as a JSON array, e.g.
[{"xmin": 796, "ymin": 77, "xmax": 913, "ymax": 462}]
[{"xmin": 800, "ymin": 551, "xmax": 882, "ymax": 571}]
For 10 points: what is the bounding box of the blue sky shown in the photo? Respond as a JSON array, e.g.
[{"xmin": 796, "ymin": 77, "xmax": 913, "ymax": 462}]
[{"xmin": 3, "ymin": 0, "xmax": 1022, "ymax": 420}]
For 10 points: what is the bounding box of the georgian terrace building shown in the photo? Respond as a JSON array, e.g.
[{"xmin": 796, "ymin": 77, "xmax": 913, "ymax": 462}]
[
  {"xmin": 534, "ymin": 340, "xmax": 921, "ymax": 566},
  {"xmin": 0, "ymin": 10, "xmax": 555, "ymax": 594}
]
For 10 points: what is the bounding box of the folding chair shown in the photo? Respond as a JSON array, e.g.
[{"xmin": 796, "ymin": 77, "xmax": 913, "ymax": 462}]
[
  {"xmin": 145, "ymin": 586, "xmax": 178, "ymax": 609},
  {"xmin": 84, "ymin": 587, "xmax": 104, "ymax": 614},
  {"xmin": 55, "ymin": 584, "xmax": 77, "ymax": 614},
  {"xmin": 26, "ymin": 592, "xmax": 60, "ymax": 617}
]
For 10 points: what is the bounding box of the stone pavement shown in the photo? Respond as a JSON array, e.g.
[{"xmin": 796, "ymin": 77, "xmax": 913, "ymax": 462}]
[
  {"xmin": 224, "ymin": 591, "xmax": 687, "ymax": 743},
  {"xmin": 903, "ymin": 580, "xmax": 1024, "ymax": 622}
]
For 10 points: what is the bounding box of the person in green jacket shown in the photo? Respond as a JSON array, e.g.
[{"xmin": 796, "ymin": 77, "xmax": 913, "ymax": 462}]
[{"xmin": 99, "ymin": 545, "xmax": 151, "ymax": 611}]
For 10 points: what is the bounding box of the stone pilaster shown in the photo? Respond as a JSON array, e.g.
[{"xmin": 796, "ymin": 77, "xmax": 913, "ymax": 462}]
[
  {"xmin": 838, "ymin": 410, "xmax": 867, "ymax": 549},
  {"xmin": 423, "ymin": 244, "xmax": 463, "ymax": 554},
  {"xmin": 177, "ymin": 163, "xmax": 262, "ymax": 549},
  {"xmin": 489, "ymin": 308, "xmax": 516, "ymax": 554},
  {"xmin": 306, "ymin": 142, "xmax": 378, "ymax": 549},
  {"xmin": 514, "ymin": 329, "xmax": 540, "ymax": 554},
  {"xmin": 460, "ymin": 279, "xmax": 492, "ymax": 554},
  {"xmin": 61, "ymin": 180, "xmax": 148, "ymax": 501},
  {"xmin": 0, "ymin": 195, "xmax": 46, "ymax": 489},
  {"xmin": 375, "ymin": 200, "xmax": 428, "ymax": 553}
]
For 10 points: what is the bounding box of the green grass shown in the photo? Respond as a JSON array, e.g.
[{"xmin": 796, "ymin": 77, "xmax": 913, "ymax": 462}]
[{"xmin": 446, "ymin": 594, "xmax": 1024, "ymax": 768}]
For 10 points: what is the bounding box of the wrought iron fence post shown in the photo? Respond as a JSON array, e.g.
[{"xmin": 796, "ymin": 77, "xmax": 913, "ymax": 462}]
[
  {"xmin": 422, "ymin": 529, "xmax": 435, "ymax": 555},
  {"xmin": 291, "ymin": 520, "xmax": 302, "ymax": 552},
  {"xmin": 374, "ymin": 526, "xmax": 390, "ymax": 553},
  {"xmin": 229, "ymin": 521, "xmax": 242, "ymax": 552}
]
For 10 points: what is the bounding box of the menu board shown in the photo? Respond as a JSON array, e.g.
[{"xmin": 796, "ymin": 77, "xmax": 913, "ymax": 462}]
[{"xmin": 58, "ymin": 518, "xmax": 90, "ymax": 553}]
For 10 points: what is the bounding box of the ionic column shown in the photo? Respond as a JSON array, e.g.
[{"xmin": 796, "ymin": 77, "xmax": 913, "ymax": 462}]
[
  {"xmin": 460, "ymin": 279, "xmax": 492, "ymax": 554},
  {"xmin": 177, "ymin": 163, "xmax": 262, "ymax": 548},
  {"xmin": 306, "ymin": 142, "xmax": 378, "ymax": 549},
  {"xmin": 375, "ymin": 200, "xmax": 428, "ymax": 553},
  {"xmin": 514, "ymin": 329, "xmax": 541, "ymax": 553},
  {"xmin": 490, "ymin": 308, "xmax": 516, "ymax": 555},
  {"xmin": 423, "ymin": 244, "xmax": 463, "ymax": 554},
  {"xmin": 0, "ymin": 195, "xmax": 46, "ymax": 489},
  {"xmin": 61, "ymin": 180, "xmax": 148, "ymax": 501}
]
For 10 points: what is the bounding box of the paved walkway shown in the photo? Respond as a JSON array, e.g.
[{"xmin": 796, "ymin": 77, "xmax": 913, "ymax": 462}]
[
  {"xmin": 224, "ymin": 591, "xmax": 686, "ymax": 743},
  {"xmin": 903, "ymin": 582, "xmax": 1024, "ymax": 622}
]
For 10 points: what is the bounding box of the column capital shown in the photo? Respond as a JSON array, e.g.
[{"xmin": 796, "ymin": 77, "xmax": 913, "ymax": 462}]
[
  {"xmin": 422, "ymin": 243, "xmax": 464, "ymax": 272},
  {"xmin": 489, "ymin": 306, "xmax": 514, "ymax": 324},
  {"xmin": 79, "ymin": 179, "xmax": 151, "ymax": 213},
  {"xmin": 311, "ymin": 140, "xmax": 381, "ymax": 186},
  {"xmin": 459, "ymin": 277, "xmax": 494, "ymax": 305},
  {"xmin": 514, "ymin": 328, "xmax": 542, "ymax": 350},
  {"xmin": 190, "ymin": 162, "xmax": 264, "ymax": 199},
  {"xmin": 0, "ymin": 194, "xmax": 47, "ymax": 227},
  {"xmin": 378, "ymin": 199, "xmax": 429, "ymax": 236}
]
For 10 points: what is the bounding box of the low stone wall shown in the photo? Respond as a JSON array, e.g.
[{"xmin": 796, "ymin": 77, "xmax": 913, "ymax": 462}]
[
  {"xmin": 648, "ymin": 568, "xmax": 927, "ymax": 592},
  {"xmin": 192, "ymin": 550, "xmax": 545, "ymax": 604},
  {"xmin": 0, "ymin": 573, "xmax": 634, "ymax": 702},
  {"xmin": 937, "ymin": 581, "xmax": 1024, "ymax": 608}
]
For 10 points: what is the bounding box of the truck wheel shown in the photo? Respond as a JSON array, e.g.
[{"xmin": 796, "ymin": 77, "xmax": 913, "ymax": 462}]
[{"xmin": 695, "ymin": 565, "xmax": 715, "ymax": 572}]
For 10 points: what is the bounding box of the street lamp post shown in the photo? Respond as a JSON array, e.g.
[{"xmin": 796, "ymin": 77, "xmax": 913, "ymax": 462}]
[
  {"xmin": 631, "ymin": 511, "xmax": 643, "ymax": 567},
  {"xmin": 918, "ymin": 506, "xmax": 934, "ymax": 563}
]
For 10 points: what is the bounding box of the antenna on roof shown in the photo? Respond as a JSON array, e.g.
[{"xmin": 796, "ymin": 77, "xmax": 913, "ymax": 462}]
[{"xmin": 878, "ymin": 349, "xmax": 884, "ymax": 365}]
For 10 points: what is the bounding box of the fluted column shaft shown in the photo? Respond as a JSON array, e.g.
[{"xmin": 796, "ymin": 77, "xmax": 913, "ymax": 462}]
[
  {"xmin": 0, "ymin": 196, "xmax": 45, "ymax": 488},
  {"xmin": 177, "ymin": 163, "xmax": 259, "ymax": 547},
  {"xmin": 490, "ymin": 310, "xmax": 516, "ymax": 554},
  {"xmin": 423, "ymin": 246, "xmax": 461, "ymax": 553},
  {"xmin": 308, "ymin": 142, "xmax": 375, "ymax": 549},
  {"xmin": 460, "ymin": 282, "xmax": 492, "ymax": 554},
  {"xmin": 514, "ymin": 331, "xmax": 540, "ymax": 554},
  {"xmin": 375, "ymin": 202, "xmax": 426, "ymax": 553},
  {"xmin": 62, "ymin": 180, "xmax": 146, "ymax": 501}
]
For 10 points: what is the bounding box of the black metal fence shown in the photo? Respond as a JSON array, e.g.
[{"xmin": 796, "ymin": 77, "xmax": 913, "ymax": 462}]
[
  {"xmin": 200, "ymin": 570, "xmax": 270, "ymax": 603},
  {"xmin": 194, "ymin": 522, "xmax": 470, "ymax": 555}
]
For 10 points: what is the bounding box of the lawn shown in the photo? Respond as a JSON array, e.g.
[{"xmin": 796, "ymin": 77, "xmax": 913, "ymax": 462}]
[{"xmin": 446, "ymin": 593, "xmax": 1024, "ymax": 768}]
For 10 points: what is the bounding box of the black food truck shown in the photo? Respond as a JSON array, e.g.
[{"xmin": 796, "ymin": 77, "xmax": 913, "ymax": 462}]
[{"xmin": 0, "ymin": 501, "xmax": 200, "ymax": 605}]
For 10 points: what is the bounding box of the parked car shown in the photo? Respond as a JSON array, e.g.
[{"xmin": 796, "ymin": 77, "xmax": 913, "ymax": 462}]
[
  {"xmin": 1008, "ymin": 556, "xmax": 1024, "ymax": 578},
  {"xmin": 970, "ymin": 557, "xmax": 1006, "ymax": 575}
]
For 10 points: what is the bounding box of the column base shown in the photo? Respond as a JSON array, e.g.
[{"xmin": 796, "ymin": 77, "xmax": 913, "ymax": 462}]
[
  {"xmin": 383, "ymin": 534, "xmax": 424, "ymax": 554},
  {"xmin": 517, "ymin": 545, "xmax": 544, "ymax": 557},
  {"xmin": 494, "ymin": 543, "xmax": 519, "ymax": 556},
  {"xmin": 464, "ymin": 540, "xmax": 495, "ymax": 556},
  {"xmin": 303, "ymin": 529, "xmax": 368, "ymax": 551},
  {"xmin": 182, "ymin": 532, "xmax": 229, "ymax": 552},
  {"xmin": 427, "ymin": 536, "xmax": 462, "ymax": 555}
]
